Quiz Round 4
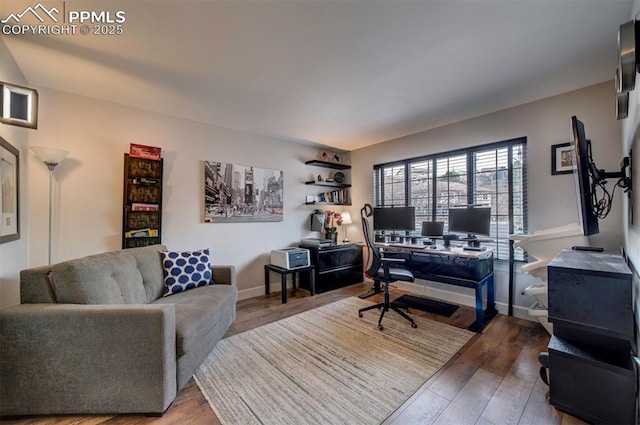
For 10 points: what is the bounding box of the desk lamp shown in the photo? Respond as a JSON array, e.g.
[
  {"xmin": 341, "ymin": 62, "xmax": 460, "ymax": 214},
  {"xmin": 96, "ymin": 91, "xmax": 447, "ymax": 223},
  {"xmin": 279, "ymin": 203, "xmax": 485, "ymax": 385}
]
[{"xmin": 341, "ymin": 211, "xmax": 352, "ymax": 243}]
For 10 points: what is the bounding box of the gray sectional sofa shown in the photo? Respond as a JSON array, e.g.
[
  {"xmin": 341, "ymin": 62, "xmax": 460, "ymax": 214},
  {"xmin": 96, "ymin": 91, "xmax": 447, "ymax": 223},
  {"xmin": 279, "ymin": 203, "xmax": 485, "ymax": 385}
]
[{"xmin": 0, "ymin": 244, "xmax": 237, "ymax": 416}]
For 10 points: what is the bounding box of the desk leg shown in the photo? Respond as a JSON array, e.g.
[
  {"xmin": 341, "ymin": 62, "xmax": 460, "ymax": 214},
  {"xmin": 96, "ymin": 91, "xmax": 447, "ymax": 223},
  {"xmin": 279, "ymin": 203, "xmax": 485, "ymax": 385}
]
[
  {"xmin": 281, "ymin": 273, "xmax": 287, "ymax": 304},
  {"xmin": 264, "ymin": 267, "xmax": 270, "ymax": 296},
  {"xmin": 487, "ymin": 273, "xmax": 496, "ymax": 311},
  {"xmin": 468, "ymin": 273, "xmax": 498, "ymax": 333}
]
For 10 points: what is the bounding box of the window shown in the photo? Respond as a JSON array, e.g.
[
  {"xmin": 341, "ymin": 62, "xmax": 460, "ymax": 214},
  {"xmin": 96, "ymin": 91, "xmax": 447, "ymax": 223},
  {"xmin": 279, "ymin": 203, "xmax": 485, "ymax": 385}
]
[{"xmin": 373, "ymin": 138, "xmax": 527, "ymax": 260}]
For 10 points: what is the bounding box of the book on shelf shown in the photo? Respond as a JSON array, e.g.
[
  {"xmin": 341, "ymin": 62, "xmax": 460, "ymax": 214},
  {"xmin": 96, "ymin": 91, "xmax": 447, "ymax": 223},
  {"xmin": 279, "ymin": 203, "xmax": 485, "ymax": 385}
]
[
  {"xmin": 132, "ymin": 177, "xmax": 160, "ymax": 185},
  {"xmin": 130, "ymin": 143, "xmax": 162, "ymax": 161},
  {"xmin": 131, "ymin": 203, "xmax": 160, "ymax": 211},
  {"xmin": 125, "ymin": 228, "xmax": 159, "ymax": 238},
  {"xmin": 317, "ymin": 189, "xmax": 349, "ymax": 204}
]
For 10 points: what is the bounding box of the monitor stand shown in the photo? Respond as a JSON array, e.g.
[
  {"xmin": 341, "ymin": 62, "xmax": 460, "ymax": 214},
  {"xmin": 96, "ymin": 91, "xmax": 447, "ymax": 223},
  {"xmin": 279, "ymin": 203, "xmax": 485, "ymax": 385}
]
[{"xmin": 442, "ymin": 234, "xmax": 458, "ymax": 247}]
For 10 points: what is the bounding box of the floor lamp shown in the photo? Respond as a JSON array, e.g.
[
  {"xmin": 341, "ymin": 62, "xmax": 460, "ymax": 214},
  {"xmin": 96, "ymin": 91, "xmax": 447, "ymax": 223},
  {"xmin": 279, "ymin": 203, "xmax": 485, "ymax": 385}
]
[
  {"xmin": 31, "ymin": 146, "xmax": 70, "ymax": 265},
  {"xmin": 341, "ymin": 211, "xmax": 352, "ymax": 243}
]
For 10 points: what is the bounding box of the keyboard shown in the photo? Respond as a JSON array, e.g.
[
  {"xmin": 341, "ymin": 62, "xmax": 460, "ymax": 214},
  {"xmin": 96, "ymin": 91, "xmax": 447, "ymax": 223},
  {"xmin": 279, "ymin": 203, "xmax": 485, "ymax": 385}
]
[{"xmin": 389, "ymin": 243, "xmax": 427, "ymax": 249}]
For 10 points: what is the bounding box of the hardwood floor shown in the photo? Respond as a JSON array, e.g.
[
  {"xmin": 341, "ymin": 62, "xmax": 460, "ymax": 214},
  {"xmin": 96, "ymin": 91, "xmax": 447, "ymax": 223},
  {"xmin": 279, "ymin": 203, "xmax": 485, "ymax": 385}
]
[{"xmin": 1, "ymin": 283, "xmax": 587, "ymax": 425}]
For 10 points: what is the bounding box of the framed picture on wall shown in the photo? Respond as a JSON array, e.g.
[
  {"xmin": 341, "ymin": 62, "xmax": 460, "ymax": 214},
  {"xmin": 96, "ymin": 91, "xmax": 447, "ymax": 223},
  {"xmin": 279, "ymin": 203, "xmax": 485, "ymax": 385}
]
[
  {"xmin": 203, "ymin": 161, "xmax": 283, "ymax": 223},
  {"xmin": 551, "ymin": 142, "xmax": 575, "ymax": 175},
  {"xmin": 0, "ymin": 136, "xmax": 20, "ymax": 244}
]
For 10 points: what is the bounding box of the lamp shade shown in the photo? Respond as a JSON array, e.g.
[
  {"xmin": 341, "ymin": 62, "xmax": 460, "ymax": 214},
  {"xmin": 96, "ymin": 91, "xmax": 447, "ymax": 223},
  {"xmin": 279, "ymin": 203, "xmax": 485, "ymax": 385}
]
[
  {"xmin": 341, "ymin": 211, "xmax": 352, "ymax": 225},
  {"xmin": 31, "ymin": 146, "xmax": 69, "ymax": 166}
]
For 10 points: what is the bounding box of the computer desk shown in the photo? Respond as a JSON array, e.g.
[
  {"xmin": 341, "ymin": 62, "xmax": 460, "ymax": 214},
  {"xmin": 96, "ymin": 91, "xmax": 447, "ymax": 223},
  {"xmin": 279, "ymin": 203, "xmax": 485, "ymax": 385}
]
[{"xmin": 362, "ymin": 243, "xmax": 498, "ymax": 332}]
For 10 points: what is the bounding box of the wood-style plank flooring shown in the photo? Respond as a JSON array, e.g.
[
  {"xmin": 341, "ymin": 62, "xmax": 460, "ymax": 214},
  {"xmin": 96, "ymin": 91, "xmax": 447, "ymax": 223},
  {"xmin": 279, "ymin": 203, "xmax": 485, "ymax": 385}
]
[{"xmin": 1, "ymin": 283, "xmax": 587, "ymax": 425}]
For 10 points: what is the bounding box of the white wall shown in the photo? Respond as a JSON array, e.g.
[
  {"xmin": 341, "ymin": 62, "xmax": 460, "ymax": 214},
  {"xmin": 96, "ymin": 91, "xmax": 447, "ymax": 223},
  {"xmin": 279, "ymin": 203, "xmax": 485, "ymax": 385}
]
[
  {"xmin": 0, "ymin": 37, "xmax": 30, "ymax": 307},
  {"xmin": 351, "ymin": 81, "xmax": 624, "ymax": 316},
  {"xmin": 25, "ymin": 87, "xmax": 344, "ymax": 300},
  {"xmin": 621, "ymin": 0, "xmax": 640, "ymax": 354}
]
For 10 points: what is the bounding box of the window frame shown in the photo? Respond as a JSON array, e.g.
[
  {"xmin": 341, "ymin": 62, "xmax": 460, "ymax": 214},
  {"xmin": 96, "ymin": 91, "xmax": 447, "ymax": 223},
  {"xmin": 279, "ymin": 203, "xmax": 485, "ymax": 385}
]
[{"xmin": 373, "ymin": 137, "xmax": 527, "ymax": 261}]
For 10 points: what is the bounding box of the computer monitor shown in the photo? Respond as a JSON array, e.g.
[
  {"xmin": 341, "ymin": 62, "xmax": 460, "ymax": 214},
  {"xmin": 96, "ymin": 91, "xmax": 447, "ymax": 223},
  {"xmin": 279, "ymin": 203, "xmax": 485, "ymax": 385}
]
[
  {"xmin": 421, "ymin": 221, "xmax": 444, "ymax": 237},
  {"xmin": 448, "ymin": 206, "xmax": 491, "ymax": 239},
  {"xmin": 373, "ymin": 206, "xmax": 415, "ymax": 231}
]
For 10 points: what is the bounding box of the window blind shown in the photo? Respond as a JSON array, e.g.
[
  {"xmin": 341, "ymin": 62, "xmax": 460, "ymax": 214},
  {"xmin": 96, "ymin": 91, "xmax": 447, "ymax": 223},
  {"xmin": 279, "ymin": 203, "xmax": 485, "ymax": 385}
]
[{"xmin": 373, "ymin": 138, "xmax": 527, "ymax": 261}]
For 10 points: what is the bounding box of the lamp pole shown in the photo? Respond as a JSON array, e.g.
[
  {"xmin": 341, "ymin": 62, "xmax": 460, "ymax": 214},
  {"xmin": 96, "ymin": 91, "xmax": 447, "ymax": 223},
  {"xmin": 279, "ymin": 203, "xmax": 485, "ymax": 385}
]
[
  {"xmin": 31, "ymin": 147, "xmax": 70, "ymax": 265},
  {"xmin": 45, "ymin": 162, "xmax": 57, "ymax": 265}
]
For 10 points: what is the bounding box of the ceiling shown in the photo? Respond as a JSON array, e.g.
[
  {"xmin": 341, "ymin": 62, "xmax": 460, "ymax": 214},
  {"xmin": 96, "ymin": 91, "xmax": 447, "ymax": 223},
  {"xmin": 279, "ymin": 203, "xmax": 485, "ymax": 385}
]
[{"xmin": 0, "ymin": 0, "xmax": 633, "ymax": 151}]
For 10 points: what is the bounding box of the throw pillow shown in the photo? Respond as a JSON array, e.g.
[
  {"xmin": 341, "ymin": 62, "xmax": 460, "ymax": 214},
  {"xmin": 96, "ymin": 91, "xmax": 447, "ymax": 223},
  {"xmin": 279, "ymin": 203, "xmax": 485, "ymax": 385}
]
[{"xmin": 161, "ymin": 248, "xmax": 214, "ymax": 297}]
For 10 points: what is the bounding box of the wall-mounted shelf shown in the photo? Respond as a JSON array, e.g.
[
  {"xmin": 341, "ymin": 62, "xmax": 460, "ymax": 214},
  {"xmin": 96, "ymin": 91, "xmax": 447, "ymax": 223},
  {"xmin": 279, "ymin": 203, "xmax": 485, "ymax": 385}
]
[
  {"xmin": 304, "ymin": 160, "xmax": 351, "ymax": 170},
  {"xmin": 305, "ymin": 201, "xmax": 352, "ymax": 206},
  {"xmin": 304, "ymin": 158, "xmax": 352, "ymax": 206},
  {"xmin": 305, "ymin": 181, "xmax": 351, "ymax": 188}
]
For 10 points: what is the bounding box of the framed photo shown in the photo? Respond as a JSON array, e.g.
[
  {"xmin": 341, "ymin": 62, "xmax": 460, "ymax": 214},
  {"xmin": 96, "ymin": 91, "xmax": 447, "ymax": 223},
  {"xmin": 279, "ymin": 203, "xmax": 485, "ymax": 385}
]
[
  {"xmin": 0, "ymin": 136, "xmax": 20, "ymax": 244},
  {"xmin": 551, "ymin": 142, "xmax": 574, "ymax": 175},
  {"xmin": 203, "ymin": 161, "xmax": 283, "ymax": 223}
]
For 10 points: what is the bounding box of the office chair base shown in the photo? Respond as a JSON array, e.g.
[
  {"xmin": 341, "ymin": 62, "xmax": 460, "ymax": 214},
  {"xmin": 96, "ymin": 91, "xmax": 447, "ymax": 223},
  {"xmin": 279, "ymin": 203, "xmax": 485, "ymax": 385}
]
[{"xmin": 358, "ymin": 301, "xmax": 417, "ymax": 330}]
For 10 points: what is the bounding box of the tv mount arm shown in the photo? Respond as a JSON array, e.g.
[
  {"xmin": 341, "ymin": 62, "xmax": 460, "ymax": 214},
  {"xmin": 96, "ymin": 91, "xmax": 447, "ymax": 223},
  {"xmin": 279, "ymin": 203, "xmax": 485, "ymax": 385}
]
[
  {"xmin": 587, "ymin": 140, "xmax": 633, "ymax": 219},
  {"xmin": 588, "ymin": 143, "xmax": 632, "ymax": 191}
]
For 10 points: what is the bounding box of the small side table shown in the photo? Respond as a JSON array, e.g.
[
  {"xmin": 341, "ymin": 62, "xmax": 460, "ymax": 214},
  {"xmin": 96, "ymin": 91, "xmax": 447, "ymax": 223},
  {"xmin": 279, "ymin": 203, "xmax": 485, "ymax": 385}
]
[{"xmin": 264, "ymin": 264, "xmax": 315, "ymax": 304}]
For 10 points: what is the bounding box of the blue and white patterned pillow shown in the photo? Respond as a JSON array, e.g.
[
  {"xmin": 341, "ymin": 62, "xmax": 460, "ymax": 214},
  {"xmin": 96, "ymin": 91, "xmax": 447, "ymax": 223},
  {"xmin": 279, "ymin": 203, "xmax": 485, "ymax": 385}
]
[{"xmin": 161, "ymin": 249, "xmax": 214, "ymax": 297}]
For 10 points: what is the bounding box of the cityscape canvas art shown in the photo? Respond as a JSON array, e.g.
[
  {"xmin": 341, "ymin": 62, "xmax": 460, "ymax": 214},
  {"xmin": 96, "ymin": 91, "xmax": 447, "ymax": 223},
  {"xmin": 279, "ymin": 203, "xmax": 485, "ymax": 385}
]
[{"xmin": 204, "ymin": 161, "xmax": 283, "ymax": 223}]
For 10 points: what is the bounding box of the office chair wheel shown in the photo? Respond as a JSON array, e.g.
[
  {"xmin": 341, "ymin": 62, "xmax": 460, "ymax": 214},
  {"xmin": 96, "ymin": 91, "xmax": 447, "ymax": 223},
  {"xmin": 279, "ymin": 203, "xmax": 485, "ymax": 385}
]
[
  {"xmin": 378, "ymin": 324, "xmax": 384, "ymax": 331},
  {"xmin": 358, "ymin": 313, "xmax": 363, "ymax": 318},
  {"xmin": 411, "ymin": 322, "xmax": 417, "ymax": 329}
]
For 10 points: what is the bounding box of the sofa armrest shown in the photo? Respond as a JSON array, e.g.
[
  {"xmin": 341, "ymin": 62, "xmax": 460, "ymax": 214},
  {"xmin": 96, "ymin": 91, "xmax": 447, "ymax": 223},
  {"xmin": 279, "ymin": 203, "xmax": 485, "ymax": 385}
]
[
  {"xmin": 0, "ymin": 303, "xmax": 177, "ymax": 416},
  {"xmin": 212, "ymin": 265, "xmax": 236, "ymax": 286}
]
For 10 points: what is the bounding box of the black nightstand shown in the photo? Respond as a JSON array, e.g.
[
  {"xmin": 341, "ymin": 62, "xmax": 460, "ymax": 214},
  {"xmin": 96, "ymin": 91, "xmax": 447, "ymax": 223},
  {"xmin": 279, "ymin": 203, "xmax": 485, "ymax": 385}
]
[{"xmin": 299, "ymin": 243, "xmax": 363, "ymax": 294}]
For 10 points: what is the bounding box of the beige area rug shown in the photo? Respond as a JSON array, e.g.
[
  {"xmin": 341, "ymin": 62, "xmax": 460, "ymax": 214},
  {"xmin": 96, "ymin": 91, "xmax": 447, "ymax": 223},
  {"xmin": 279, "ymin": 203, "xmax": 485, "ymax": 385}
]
[{"xmin": 194, "ymin": 297, "xmax": 474, "ymax": 425}]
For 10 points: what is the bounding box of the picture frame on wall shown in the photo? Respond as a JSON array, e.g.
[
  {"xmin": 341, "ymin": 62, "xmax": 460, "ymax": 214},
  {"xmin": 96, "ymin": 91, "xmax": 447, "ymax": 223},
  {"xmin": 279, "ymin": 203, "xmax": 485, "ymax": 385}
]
[
  {"xmin": 551, "ymin": 142, "xmax": 575, "ymax": 175},
  {"xmin": 203, "ymin": 161, "xmax": 283, "ymax": 223},
  {"xmin": 0, "ymin": 136, "xmax": 20, "ymax": 244}
]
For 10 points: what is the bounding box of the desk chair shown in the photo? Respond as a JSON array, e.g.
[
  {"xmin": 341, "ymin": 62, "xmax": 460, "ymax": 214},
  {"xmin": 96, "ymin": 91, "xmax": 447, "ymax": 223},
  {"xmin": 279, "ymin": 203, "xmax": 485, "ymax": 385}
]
[{"xmin": 358, "ymin": 204, "xmax": 417, "ymax": 330}]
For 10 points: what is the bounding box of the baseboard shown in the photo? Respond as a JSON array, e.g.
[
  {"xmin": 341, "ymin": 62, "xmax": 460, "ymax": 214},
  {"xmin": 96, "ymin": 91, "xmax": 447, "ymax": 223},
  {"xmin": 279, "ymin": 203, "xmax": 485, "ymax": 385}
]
[
  {"xmin": 392, "ymin": 280, "xmax": 533, "ymax": 322},
  {"xmin": 238, "ymin": 280, "xmax": 533, "ymax": 322},
  {"xmin": 238, "ymin": 286, "xmax": 267, "ymax": 301},
  {"xmin": 238, "ymin": 281, "xmax": 311, "ymax": 300}
]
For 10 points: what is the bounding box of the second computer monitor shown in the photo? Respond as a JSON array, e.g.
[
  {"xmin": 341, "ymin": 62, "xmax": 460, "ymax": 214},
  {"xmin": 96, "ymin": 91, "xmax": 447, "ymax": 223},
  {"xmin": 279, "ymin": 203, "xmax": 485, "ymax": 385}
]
[
  {"xmin": 448, "ymin": 206, "xmax": 491, "ymax": 238},
  {"xmin": 421, "ymin": 221, "xmax": 444, "ymax": 237}
]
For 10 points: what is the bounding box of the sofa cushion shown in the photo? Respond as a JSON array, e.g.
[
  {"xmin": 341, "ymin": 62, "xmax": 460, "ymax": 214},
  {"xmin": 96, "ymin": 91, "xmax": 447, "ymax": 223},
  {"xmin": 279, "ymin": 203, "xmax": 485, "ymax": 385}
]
[
  {"xmin": 161, "ymin": 249, "xmax": 214, "ymax": 297},
  {"xmin": 126, "ymin": 244, "xmax": 166, "ymax": 302},
  {"xmin": 152, "ymin": 284, "xmax": 237, "ymax": 356},
  {"xmin": 51, "ymin": 251, "xmax": 147, "ymax": 304}
]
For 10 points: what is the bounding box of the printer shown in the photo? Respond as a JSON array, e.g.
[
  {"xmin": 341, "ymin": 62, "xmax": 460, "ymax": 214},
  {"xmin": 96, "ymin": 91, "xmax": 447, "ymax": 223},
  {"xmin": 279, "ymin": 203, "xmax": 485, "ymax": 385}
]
[{"xmin": 270, "ymin": 248, "xmax": 311, "ymax": 270}]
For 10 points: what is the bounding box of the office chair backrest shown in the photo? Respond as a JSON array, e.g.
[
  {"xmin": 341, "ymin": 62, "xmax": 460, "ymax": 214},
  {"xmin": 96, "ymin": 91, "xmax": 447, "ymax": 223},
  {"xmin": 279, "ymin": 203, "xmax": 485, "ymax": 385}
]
[{"xmin": 361, "ymin": 204, "xmax": 382, "ymax": 278}]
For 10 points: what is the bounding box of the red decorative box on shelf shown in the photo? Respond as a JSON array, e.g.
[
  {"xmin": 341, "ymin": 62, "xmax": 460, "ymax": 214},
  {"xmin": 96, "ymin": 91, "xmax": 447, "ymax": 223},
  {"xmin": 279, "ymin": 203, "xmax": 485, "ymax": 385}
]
[{"xmin": 129, "ymin": 143, "xmax": 161, "ymax": 160}]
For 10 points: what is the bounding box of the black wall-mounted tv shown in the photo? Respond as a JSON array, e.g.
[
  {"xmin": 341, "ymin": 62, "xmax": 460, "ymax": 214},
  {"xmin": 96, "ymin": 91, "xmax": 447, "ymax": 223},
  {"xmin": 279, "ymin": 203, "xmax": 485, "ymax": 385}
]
[
  {"xmin": 373, "ymin": 206, "xmax": 415, "ymax": 231},
  {"xmin": 570, "ymin": 116, "xmax": 599, "ymax": 236}
]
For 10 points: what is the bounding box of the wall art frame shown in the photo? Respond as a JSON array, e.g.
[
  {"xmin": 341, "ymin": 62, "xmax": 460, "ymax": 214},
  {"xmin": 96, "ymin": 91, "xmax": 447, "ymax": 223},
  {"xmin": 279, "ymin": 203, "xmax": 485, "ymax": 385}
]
[
  {"xmin": 551, "ymin": 142, "xmax": 574, "ymax": 175},
  {"xmin": 0, "ymin": 136, "xmax": 20, "ymax": 243},
  {"xmin": 203, "ymin": 161, "xmax": 283, "ymax": 223}
]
